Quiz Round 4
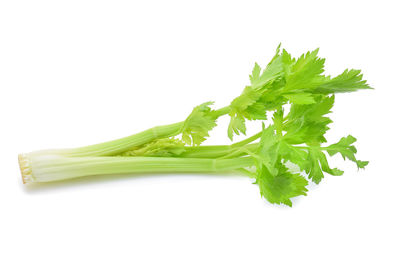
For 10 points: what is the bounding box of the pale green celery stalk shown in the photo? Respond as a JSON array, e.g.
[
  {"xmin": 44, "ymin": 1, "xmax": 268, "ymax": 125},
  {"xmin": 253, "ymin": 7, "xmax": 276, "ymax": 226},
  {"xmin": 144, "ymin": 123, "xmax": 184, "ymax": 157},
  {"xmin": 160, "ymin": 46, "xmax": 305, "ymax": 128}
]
[
  {"xmin": 30, "ymin": 106, "xmax": 232, "ymax": 158},
  {"xmin": 18, "ymin": 154, "xmax": 254, "ymax": 183},
  {"xmin": 180, "ymin": 145, "xmax": 232, "ymax": 158},
  {"xmin": 39, "ymin": 122, "xmax": 184, "ymax": 157},
  {"xmin": 177, "ymin": 131, "xmax": 262, "ymax": 158},
  {"xmin": 181, "ymin": 143, "xmax": 259, "ymax": 158}
]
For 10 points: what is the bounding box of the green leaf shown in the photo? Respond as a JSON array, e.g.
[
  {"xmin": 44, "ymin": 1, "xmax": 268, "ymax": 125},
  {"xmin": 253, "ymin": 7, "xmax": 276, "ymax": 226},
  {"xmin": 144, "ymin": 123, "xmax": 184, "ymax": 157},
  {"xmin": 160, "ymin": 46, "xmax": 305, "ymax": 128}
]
[
  {"xmin": 272, "ymin": 109, "xmax": 284, "ymax": 136},
  {"xmin": 279, "ymin": 142, "xmax": 308, "ymax": 170},
  {"xmin": 315, "ymin": 69, "xmax": 372, "ymax": 93},
  {"xmin": 305, "ymin": 147, "xmax": 343, "ymax": 184},
  {"xmin": 230, "ymin": 86, "xmax": 266, "ymax": 120},
  {"xmin": 281, "ymin": 49, "xmax": 295, "ymax": 75},
  {"xmin": 304, "ymin": 147, "xmax": 324, "ymax": 183},
  {"xmin": 318, "ymin": 150, "xmax": 344, "ymax": 176},
  {"xmin": 283, "ymin": 93, "xmax": 316, "ymax": 104},
  {"xmin": 227, "ymin": 115, "xmax": 247, "ymax": 140},
  {"xmin": 182, "ymin": 102, "xmax": 217, "ymax": 146},
  {"xmin": 228, "ymin": 86, "xmax": 267, "ymax": 139},
  {"xmin": 283, "ymin": 95, "xmax": 335, "ymax": 144},
  {"xmin": 249, "ymin": 62, "xmax": 261, "ymax": 84},
  {"xmin": 251, "ymin": 44, "xmax": 285, "ymax": 89},
  {"xmin": 325, "ymin": 135, "xmax": 369, "ymax": 168},
  {"xmin": 257, "ymin": 125, "xmax": 280, "ymax": 176},
  {"xmin": 256, "ymin": 163, "xmax": 308, "ymax": 207},
  {"xmin": 252, "ymin": 59, "xmax": 284, "ymax": 89},
  {"xmin": 284, "ymin": 49, "xmax": 326, "ymax": 91}
]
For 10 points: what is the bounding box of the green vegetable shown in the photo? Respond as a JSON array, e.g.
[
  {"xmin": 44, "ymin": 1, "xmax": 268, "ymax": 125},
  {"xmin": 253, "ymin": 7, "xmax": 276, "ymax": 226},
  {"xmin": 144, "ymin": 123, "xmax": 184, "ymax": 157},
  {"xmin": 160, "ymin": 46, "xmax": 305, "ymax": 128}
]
[{"xmin": 18, "ymin": 45, "xmax": 371, "ymax": 206}]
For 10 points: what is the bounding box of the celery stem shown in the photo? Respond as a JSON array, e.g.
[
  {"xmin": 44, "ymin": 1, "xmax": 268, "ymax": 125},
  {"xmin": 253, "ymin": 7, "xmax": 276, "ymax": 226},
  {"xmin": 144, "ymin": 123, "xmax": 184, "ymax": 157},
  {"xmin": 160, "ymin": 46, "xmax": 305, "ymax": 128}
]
[
  {"xmin": 45, "ymin": 122, "xmax": 184, "ymax": 157},
  {"xmin": 22, "ymin": 155, "xmax": 254, "ymax": 183}
]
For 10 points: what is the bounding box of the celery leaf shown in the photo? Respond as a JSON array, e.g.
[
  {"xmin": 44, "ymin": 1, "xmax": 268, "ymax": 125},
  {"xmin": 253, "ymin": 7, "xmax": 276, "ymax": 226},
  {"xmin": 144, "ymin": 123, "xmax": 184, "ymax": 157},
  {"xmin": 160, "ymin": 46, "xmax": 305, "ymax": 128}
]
[{"xmin": 182, "ymin": 102, "xmax": 218, "ymax": 145}]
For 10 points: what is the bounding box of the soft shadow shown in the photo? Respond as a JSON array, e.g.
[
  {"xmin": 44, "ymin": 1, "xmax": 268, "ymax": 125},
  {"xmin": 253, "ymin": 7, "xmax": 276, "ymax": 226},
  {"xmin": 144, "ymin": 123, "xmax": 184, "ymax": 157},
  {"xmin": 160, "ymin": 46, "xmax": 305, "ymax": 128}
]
[{"xmin": 21, "ymin": 171, "xmax": 246, "ymax": 194}]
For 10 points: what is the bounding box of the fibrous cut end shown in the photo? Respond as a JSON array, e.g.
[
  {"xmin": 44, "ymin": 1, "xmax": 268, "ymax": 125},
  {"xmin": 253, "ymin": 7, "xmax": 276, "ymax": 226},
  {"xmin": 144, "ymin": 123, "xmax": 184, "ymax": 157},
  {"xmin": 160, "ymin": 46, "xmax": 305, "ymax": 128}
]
[{"xmin": 18, "ymin": 154, "xmax": 35, "ymax": 184}]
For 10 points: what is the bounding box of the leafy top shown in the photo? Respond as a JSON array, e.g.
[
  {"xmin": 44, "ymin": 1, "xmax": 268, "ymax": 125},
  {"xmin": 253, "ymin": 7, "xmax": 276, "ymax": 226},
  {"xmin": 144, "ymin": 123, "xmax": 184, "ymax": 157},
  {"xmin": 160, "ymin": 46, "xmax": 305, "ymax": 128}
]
[
  {"xmin": 250, "ymin": 97, "xmax": 368, "ymax": 205},
  {"xmin": 227, "ymin": 45, "xmax": 372, "ymax": 140}
]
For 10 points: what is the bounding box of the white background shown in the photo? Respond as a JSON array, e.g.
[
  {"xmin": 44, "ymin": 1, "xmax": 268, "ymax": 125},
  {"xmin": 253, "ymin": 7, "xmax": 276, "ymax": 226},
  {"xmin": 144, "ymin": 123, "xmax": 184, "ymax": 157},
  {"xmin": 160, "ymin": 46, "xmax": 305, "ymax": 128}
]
[{"xmin": 1, "ymin": 1, "xmax": 399, "ymax": 268}]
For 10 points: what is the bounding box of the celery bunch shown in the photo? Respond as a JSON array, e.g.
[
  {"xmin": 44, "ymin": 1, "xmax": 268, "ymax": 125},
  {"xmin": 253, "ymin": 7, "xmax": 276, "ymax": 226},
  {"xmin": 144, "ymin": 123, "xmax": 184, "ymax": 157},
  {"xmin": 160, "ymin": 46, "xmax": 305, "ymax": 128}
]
[{"xmin": 19, "ymin": 45, "xmax": 371, "ymax": 206}]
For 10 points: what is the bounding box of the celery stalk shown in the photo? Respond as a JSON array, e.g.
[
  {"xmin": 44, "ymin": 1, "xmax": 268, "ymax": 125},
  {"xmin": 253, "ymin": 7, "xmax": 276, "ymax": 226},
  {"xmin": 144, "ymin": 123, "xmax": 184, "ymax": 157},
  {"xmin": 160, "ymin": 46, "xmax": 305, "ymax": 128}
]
[{"xmin": 19, "ymin": 154, "xmax": 254, "ymax": 183}]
